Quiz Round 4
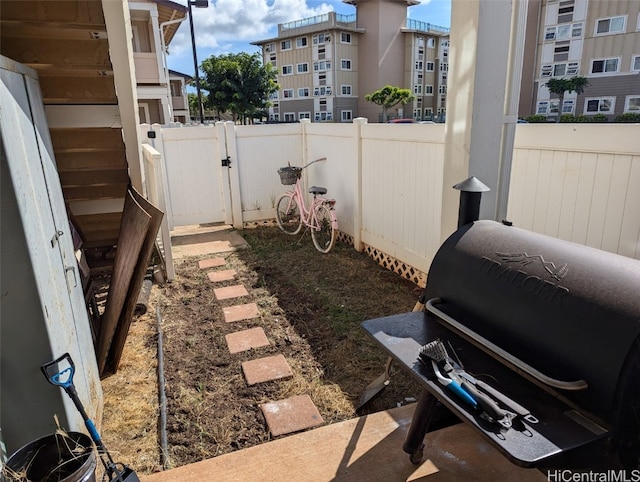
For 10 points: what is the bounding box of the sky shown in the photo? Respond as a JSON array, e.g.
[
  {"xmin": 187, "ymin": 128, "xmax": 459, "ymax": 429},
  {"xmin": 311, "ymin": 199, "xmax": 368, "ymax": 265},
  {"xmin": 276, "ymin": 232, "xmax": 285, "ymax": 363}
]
[{"xmin": 166, "ymin": 0, "xmax": 452, "ymax": 77}]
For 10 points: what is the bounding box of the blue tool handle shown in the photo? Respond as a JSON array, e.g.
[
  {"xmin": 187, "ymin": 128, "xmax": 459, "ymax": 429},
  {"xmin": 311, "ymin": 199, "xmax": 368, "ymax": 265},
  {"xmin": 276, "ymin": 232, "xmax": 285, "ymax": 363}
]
[
  {"xmin": 447, "ymin": 380, "xmax": 478, "ymax": 408},
  {"xmin": 462, "ymin": 381, "xmax": 507, "ymax": 421},
  {"xmin": 84, "ymin": 419, "xmax": 102, "ymax": 445}
]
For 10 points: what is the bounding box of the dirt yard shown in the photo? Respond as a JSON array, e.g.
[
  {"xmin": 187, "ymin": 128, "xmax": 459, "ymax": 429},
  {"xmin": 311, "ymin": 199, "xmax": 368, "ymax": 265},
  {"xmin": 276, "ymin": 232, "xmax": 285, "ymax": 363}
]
[{"xmin": 101, "ymin": 226, "xmax": 423, "ymax": 474}]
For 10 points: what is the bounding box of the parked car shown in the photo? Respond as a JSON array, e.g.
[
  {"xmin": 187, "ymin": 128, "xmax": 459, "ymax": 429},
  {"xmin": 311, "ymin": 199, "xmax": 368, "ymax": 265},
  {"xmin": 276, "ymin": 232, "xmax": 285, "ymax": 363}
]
[{"xmin": 386, "ymin": 118, "xmax": 415, "ymax": 123}]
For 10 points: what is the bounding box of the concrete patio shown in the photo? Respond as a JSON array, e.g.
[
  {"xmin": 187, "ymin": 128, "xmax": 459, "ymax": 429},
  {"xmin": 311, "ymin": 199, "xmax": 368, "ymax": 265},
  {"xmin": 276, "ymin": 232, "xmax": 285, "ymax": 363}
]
[{"xmin": 141, "ymin": 403, "xmax": 548, "ymax": 482}]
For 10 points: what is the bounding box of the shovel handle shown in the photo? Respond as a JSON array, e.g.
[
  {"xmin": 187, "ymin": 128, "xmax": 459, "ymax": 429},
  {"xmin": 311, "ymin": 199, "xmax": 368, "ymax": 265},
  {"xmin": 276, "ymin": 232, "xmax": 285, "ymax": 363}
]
[
  {"xmin": 41, "ymin": 353, "xmax": 104, "ymax": 448},
  {"xmin": 41, "ymin": 352, "xmax": 76, "ymax": 389}
]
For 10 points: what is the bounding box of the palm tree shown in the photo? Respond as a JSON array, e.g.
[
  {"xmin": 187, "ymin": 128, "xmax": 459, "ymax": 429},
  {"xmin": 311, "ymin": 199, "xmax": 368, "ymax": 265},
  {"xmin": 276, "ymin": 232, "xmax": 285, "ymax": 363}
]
[{"xmin": 546, "ymin": 76, "xmax": 589, "ymax": 122}]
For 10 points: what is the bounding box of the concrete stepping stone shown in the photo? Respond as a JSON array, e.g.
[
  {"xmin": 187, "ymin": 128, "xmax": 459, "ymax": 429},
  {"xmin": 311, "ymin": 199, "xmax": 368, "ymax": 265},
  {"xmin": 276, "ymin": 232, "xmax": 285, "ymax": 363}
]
[
  {"xmin": 207, "ymin": 269, "xmax": 237, "ymax": 282},
  {"xmin": 260, "ymin": 395, "xmax": 324, "ymax": 437},
  {"xmin": 241, "ymin": 354, "xmax": 293, "ymax": 386},
  {"xmin": 198, "ymin": 257, "xmax": 225, "ymax": 269},
  {"xmin": 223, "ymin": 303, "xmax": 259, "ymax": 323},
  {"xmin": 225, "ymin": 327, "xmax": 269, "ymax": 354},
  {"xmin": 214, "ymin": 284, "xmax": 248, "ymax": 300}
]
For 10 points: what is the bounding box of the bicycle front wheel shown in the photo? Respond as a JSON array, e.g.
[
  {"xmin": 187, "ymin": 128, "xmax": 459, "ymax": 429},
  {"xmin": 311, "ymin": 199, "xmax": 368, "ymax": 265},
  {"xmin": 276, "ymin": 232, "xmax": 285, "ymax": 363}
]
[
  {"xmin": 275, "ymin": 193, "xmax": 302, "ymax": 235},
  {"xmin": 311, "ymin": 204, "xmax": 336, "ymax": 253}
]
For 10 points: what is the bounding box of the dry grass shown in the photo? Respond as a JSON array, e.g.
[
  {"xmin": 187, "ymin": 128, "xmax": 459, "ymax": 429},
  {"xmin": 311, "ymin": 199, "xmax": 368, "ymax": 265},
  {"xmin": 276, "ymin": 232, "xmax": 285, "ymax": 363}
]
[{"xmin": 100, "ymin": 291, "xmax": 162, "ymax": 473}]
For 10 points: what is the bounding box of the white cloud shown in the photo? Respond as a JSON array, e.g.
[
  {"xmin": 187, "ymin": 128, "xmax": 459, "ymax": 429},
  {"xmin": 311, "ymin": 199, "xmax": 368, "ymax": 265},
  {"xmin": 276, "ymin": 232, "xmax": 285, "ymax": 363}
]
[{"xmin": 169, "ymin": 0, "xmax": 334, "ymax": 56}]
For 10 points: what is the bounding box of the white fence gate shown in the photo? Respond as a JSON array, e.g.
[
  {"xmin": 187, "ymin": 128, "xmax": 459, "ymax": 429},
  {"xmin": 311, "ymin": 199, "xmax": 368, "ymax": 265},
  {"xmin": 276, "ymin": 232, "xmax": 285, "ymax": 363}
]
[{"xmin": 146, "ymin": 124, "xmax": 231, "ymax": 229}]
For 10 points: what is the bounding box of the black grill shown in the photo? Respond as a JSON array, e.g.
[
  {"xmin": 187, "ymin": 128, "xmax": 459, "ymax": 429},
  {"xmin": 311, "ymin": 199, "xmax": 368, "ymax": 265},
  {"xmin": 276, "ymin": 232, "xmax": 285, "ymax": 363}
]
[{"xmin": 363, "ymin": 220, "xmax": 640, "ymax": 469}]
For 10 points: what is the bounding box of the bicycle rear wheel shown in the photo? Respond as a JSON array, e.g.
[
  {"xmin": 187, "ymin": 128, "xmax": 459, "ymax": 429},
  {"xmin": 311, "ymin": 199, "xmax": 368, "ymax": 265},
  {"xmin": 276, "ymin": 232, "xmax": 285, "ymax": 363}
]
[
  {"xmin": 276, "ymin": 193, "xmax": 302, "ymax": 235},
  {"xmin": 311, "ymin": 204, "xmax": 336, "ymax": 253}
]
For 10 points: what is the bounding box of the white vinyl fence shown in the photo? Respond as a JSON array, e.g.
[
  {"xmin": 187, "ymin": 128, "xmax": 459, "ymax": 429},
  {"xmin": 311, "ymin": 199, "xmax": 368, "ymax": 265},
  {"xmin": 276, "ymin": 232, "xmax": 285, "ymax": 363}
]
[{"xmin": 141, "ymin": 121, "xmax": 640, "ymax": 285}]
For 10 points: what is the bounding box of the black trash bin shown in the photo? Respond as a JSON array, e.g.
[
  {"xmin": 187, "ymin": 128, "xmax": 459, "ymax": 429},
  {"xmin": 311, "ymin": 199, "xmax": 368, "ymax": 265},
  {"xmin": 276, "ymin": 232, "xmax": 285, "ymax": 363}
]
[{"xmin": 1, "ymin": 431, "xmax": 96, "ymax": 482}]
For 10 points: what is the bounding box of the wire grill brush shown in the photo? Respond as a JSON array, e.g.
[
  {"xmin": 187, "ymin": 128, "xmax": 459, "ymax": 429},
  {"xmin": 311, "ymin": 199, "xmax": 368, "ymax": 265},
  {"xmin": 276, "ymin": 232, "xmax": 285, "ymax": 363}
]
[
  {"xmin": 419, "ymin": 340, "xmax": 477, "ymax": 408},
  {"xmin": 420, "ymin": 339, "xmax": 509, "ymax": 424}
]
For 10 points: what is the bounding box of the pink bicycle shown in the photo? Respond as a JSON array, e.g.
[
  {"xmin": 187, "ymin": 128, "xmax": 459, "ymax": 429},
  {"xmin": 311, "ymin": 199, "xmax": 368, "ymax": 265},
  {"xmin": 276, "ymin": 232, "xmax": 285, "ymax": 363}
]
[{"xmin": 276, "ymin": 157, "xmax": 338, "ymax": 253}]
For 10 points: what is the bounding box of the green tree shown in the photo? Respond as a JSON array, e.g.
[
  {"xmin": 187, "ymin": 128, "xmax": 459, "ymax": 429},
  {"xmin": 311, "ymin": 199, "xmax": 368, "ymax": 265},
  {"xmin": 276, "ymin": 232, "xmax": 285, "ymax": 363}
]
[
  {"xmin": 546, "ymin": 76, "xmax": 589, "ymax": 123},
  {"xmin": 200, "ymin": 53, "xmax": 278, "ymax": 124},
  {"xmin": 187, "ymin": 93, "xmax": 199, "ymax": 120},
  {"xmin": 365, "ymin": 85, "xmax": 415, "ymax": 122}
]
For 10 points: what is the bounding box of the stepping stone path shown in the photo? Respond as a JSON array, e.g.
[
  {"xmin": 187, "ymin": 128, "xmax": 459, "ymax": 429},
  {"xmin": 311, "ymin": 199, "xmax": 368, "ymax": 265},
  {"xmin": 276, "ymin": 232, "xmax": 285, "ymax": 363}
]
[{"xmin": 200, "ymin": 256, "xmax": 324, "ymax": 437}]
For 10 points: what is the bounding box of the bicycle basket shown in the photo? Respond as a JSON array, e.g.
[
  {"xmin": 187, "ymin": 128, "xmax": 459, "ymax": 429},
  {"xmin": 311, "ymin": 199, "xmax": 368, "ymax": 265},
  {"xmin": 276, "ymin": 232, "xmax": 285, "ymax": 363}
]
[{"xmin": 278, "ymin": 167, "xmax": 302, "ymax": 185}]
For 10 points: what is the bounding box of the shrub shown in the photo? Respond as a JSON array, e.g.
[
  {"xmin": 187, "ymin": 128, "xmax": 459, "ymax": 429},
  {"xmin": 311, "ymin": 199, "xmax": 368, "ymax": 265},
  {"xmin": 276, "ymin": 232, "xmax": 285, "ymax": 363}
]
[
  {"xmin": 615, "ymin": 113, "xmax": 640, "ymax": 123},
  {"xmin": 560, "ymin": 114, "xmax": 576, "ymax": 123},
  {"xmin": 526, "ymin": 115, "xmax": 547, "ymax": 123},
  {"xmin": 590, "ymin": 114, "xmax": 608, "ymax": 123}
]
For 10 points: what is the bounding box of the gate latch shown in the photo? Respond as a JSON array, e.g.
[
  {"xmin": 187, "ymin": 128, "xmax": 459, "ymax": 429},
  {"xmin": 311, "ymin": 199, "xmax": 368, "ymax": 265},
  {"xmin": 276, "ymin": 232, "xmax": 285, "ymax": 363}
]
[{"xmin": 221, "ymin": 156, "xmax": 231, "ymax": 168}]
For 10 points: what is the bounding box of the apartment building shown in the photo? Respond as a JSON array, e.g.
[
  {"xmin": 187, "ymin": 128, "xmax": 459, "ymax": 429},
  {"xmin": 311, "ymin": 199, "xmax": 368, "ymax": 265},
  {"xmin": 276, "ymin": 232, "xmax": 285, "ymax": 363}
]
[
  {"xmin": 255, "ymin": 0, "xmax": 639, "ymax": 124},
  {"xmin": 130, "ymin": 0, "xmax": 192, "ymax": 124},
  {"xmin": 528, "ymin": 0, "xmax": 640, "ymax": 120},
  {"xmin": 252, "ymin": 0, "xmax": 449, "ymax": 123}
]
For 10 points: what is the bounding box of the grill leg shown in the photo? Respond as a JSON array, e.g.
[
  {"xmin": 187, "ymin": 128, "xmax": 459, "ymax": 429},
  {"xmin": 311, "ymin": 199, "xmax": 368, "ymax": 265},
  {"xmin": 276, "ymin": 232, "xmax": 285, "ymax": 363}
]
[{"xmin": 403, "ymin": 388, "xmax": 438, "ymax": 464}]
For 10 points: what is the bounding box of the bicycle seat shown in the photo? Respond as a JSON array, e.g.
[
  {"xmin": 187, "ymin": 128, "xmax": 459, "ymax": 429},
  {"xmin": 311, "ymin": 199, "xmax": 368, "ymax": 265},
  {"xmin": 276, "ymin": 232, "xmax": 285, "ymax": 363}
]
[{"xmin": 309, "ymin": 186, "xmax": 327, "ymax": 195}]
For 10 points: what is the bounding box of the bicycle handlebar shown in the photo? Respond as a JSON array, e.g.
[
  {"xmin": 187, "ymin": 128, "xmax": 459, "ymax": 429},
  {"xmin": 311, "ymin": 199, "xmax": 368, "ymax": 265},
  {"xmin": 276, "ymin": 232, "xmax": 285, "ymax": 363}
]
[{"xmin": 299, "ymin": 157, "xmax": 327, "ymax": 170}]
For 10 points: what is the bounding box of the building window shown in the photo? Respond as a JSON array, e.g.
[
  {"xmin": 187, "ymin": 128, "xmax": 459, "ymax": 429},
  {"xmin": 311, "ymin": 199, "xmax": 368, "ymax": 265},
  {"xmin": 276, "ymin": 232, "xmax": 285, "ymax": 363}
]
[
  {"xmin": 584, "ymin": 97, "xmax": 615, "ymax": 114},
  {"xmin": 313, "ymin": 33, "xmax": 331, "ymax": 44},
  {"xmin": 554, "ymin": 42, "xmax": 570, "ymax": 62},
  {"xmin": 561, "ymin": 99, "xmax": 575, "ymax": 114},
  {"xmin": 424, "ymin": 108, "xmax": 433, "ymax": 118},
  {"xmin": 544, "ymin": 22, "xmax": 583, "ymax": 41},
  {"xmin": 541, "ymin": 61, "xmax": 579, "ymax": 77},
  {"xmin": 283, "ymin": 113, "xmax": 296, "ymax": 122},
  {"xmin": 296, "ymin": 37, "xmax": 308, "ymax": 48},
  {"xmin": 298, "ymin": 87, "xmax": 310, "ymax": 97},
  {"xmin": 314, "ymin": 112, "xmax": 332, "ymax": 122},
  {"xmin": 427, "ymin": 38, "xmax": 435, "ymax": 48},
  {"xmin": 313, "ymin": 86, "xmax": 332, "ymax": 96},
  {"xmin": 314, "ymin": 60, "xmax": 331, "ymax": 72},
  {"xmin": 415, "ymin": 61, "xmax": 423, "ymax": 70},
  {"xmin": 299, "ymin": 112, "xmax": 311, "ymax": 120},
  {"xmin": 438, "ymin": 85, "xmax": 447, "ymax": 94},
  {"xmin": 425, "ymin": 85, "xmax": 434, "ymax": 95},
  {"xmin": 632, "ymin": 55, "xmax": 640, "ymax": 72},
  {"xmin": 595, "ymin": 16, "xmax": 626, "ymax": 35},
  {"xmin": 414, "ymin": 84, "xmax": 422, "ymax": 95},
  {"xmin": 282, "ymin": 65, "xmax": 293, "ymax": 75},
  {"xmin": 557, "ymin": 0, "xmax": 574, "ymax": 24},
  {"xmin": 297, "ymin": 63, "xmax": 309, "ymax": 73},
  {"xmin": 341, "ymin": 85, "xmax": 352, "ymax": 95},
  {"xmin": 426, "ymin": 61, "xmax": 435, "ymax": 72},
  {"xmin": 572, "ymin": 22, "xmax": 583, "ymax": 37},
  {"xmin": 281, "ymin": 39, "xmax": 292, "ymax": 51},
  {"xmin": 591, "ymin": 58, "xmax": 619, "ymax": 74},
  {"xmin": 341, "ymin": 59, "xmax": 352, "ymax": 70},
  {"xmin": 269, "ymin": 53, "xmax": 276, "ymax": 67},
  {"xmin": 265, "ymin": 42, "xmax": 275, "ymax": 53},
  {"xmin": 624, "ymin": 96, "xmax": 640, "ymax": 113},
  {"xmin": 282, "ymin": 89, "xmax": 294, "ymax": 99},
  {"xmin": 341, "ymin": 110, "xmax": 352, "ymax": 122},
  {"xmin": 536, "ymin": 100, "xmax": 560, "ymax": 115},
  {"xmin": 341, "ymin": 32, "xmax": 351, "ymax": 44},
  {"xmin": 269, "ymin": 91, "xmax": 279, "ymax": 100},
  {"xmin": 441, "ymin": 63, "xmax": 448, "ymax": 72}
]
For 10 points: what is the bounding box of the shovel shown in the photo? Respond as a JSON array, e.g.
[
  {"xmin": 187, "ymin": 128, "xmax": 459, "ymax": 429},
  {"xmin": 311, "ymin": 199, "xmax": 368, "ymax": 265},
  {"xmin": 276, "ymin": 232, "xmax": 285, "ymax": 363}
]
[
  {"xmin": 41, "ymin": 353, "xmax": 140, "ymax": 482},
  {"xmin": 356, "ymin": 291, "xmax": 428, "ymax": 411}
]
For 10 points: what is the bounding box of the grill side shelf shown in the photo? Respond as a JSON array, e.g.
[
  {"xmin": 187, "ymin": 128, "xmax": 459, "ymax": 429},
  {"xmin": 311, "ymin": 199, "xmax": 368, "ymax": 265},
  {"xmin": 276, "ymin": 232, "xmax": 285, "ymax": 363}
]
[
  {"xmin": 361, "ymin": 311, "xmax": 610, "ymax": 467},
  {"xmin": 425, "ymin": 298, "xmax": 588, "ymax": 391}
]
